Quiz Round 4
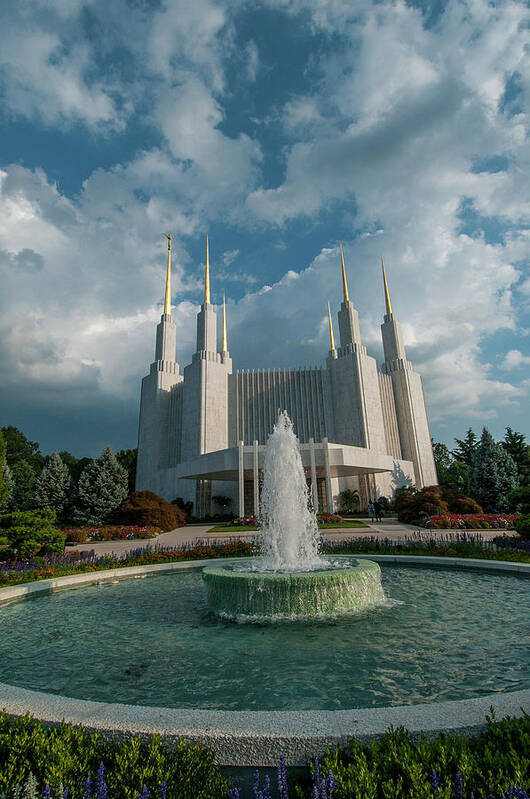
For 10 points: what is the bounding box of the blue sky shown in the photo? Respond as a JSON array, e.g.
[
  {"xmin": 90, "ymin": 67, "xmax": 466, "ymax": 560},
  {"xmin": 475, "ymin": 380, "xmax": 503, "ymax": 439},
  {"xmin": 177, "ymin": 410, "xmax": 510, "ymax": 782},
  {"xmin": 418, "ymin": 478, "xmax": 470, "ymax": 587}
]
[{"xmin": 0, "ymin": 0, "xmax": 529, "ymax": 458}]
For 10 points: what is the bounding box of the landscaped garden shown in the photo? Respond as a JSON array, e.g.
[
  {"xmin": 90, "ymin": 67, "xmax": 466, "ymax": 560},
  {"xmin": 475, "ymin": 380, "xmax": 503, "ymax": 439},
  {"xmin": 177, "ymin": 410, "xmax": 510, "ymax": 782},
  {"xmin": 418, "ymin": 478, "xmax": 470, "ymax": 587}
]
[
  {"xmin": 0, "ymin": 426, "xmax": 529, "ymax": 797},
  {"xmin": 0, "ymin": 710, "xmax": 527, "ymax": 798},
  {"xmin": 208, "ymin": 513, "xmax": 368, "ymax": 532}
]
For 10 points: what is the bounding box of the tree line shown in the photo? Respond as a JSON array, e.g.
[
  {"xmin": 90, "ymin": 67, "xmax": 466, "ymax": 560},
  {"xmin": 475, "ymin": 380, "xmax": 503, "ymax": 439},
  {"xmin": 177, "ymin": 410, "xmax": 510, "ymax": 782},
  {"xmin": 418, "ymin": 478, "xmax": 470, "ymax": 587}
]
[
  {"xmin": 432, "ymin": 425, "xmax": 529, "ymax": 512},
  {"xmin": 0, "ymin": 426, "xmax": 137, "ymax": 525}
]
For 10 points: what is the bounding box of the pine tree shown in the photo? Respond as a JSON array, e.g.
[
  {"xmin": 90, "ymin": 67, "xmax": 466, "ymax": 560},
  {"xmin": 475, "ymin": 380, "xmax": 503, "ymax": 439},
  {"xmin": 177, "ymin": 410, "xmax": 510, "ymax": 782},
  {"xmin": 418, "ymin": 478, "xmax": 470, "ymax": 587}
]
[
  {"xmin": 74, "ymin": 446, "xmax": 129, "ymax": 524},
  {"xmin": 33, "ymin": 452, "xmax": 71, "ymax": 518},
  {"xmin": 468, "ymin": 427, "xmax": 519, "ymax": 512},
  {"xmin": 0, "ymin": 430, "xmax": 9, "ymax": 511},
  {"xmin": 502, "ymin": 427, "xmax": 530, "ymax": 485},
  {"xmin": 452, "ymin": 428, "xmax": 478, "ymax": 466}
]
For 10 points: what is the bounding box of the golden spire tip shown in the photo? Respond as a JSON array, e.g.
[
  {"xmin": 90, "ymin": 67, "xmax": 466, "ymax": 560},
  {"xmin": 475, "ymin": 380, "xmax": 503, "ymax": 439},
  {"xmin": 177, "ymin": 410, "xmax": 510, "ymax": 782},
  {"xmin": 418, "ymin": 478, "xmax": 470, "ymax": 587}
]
[
  {"xmin": 163, "ymin": 232, "xmax": 172, "ymax": 315},
  {"xmin": 340, "ymin": 243, "xmax": 350, "ymax": 303},
  {"xmin": 327, "ymin": 301, "xmax": 336, "ymax": 351},
  {"xmin": 204, "ymin": 235, "xmax": 211, "ymax": 304},
  {"xmin": 222, "ymin": 293, "xmax": 228, "ymax": 352},
  {"xmin": 381, "ymin": 256, "xmax": 392, "ymax": 315}
]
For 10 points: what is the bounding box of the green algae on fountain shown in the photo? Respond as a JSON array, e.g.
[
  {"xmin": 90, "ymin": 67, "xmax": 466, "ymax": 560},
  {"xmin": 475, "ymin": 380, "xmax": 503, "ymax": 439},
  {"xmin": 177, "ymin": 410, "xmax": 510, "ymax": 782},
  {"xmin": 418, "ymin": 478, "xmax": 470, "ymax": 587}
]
[
  {"xmin": 203, "ymin": 411, "xmax": 385, "ymax": 620},
  {"xmin": 203, "ymin": 558, "xmax": 384, "ymax": 618}
]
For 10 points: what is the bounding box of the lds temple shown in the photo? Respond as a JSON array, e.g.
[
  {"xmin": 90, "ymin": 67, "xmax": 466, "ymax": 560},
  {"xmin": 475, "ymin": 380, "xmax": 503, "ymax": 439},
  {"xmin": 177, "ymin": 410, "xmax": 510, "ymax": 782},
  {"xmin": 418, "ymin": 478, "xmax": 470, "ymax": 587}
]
[{"xmin": 136, "ymin": 237, "xmax": 438, "ymax": 517}]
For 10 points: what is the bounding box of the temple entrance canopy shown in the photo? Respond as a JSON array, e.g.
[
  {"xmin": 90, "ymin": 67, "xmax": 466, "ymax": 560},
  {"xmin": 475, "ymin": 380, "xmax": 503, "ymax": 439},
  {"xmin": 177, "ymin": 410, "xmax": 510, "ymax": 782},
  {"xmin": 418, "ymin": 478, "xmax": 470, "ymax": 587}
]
[{"xmin": 175, "ymin": 439, "xmax": 414, "ymax": 516}]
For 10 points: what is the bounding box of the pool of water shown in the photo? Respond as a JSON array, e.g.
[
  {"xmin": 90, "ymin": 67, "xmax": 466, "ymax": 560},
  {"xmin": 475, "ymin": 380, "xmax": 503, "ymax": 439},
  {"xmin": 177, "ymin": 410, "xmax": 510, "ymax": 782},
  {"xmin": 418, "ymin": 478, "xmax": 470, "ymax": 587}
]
[{"xmin": 0, "ymin": 565, "xmax": 527, "ymax": 711}]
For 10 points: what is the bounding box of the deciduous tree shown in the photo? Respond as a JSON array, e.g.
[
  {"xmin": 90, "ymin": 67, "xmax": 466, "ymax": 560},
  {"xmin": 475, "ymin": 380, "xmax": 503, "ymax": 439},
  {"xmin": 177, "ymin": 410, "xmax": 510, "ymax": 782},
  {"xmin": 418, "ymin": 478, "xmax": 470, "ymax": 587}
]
[{"xmin": 10, "ymin": 460, "xmax": 37, "ymax": 511}]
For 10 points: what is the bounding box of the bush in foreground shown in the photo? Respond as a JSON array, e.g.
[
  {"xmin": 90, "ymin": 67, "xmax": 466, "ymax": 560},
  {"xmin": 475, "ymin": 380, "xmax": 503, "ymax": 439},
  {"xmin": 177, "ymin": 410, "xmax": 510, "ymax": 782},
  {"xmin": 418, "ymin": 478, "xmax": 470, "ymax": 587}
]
[
  {"xmin": 0, "ymin": 510, "xmax": 66, "ymax": 558},
  {"xmin": 0, "ymin": 712, "xmax": 527, "ymax": 797},
  {"xmin": 298, "ymin": 711, "xmax": 529, "ymax": 799},
  {"xmin": 114, "ymin": 491, "xmax": 187, "ymax": 532},
  {"xmin": 0, "ymin": 713, "xmax": 227, "ymax": 798}
]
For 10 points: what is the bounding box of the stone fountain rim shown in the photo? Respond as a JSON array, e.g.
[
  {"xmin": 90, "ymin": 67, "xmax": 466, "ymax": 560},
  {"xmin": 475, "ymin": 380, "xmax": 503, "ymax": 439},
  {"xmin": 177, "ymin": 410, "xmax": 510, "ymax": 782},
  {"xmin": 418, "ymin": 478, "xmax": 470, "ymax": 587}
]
[
  {"xmin": 0, "ymin": 555, "xmax": 528, "ymax": 767},
  {"xmin": 202, "ymin": 556, "xmax": 380, "ymax": 581}
]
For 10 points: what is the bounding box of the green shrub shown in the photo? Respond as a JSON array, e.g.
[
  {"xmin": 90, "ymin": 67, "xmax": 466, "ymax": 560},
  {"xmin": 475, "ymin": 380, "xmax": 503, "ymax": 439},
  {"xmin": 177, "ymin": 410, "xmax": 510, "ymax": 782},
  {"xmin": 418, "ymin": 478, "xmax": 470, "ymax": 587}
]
[
  {"xmin": 0, "ymin": 509, "xmax": 65, "ymax": 558},
  {"xmin": 0, "ymin": 713, "xmax": 227, "ymax": 798},
  {"xmin": 294, "ymin": 711, "xmax": 530, "ymax": 799},
  {"xmin": 515, "ymin": 513, "xmax": 530, "ymax": 539},
  {"xmin": 507, "ymin": 485, "xmax": 530, "ymax": 515}
]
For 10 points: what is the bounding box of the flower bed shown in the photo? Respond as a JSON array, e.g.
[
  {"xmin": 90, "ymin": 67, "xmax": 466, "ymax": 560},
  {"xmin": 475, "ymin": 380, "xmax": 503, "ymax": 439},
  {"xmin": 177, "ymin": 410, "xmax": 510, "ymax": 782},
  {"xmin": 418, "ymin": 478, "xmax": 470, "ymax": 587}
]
[
  {"xmin": 425, "ymin": 514, "xmax": 517, "ymax": 530},
  {"xmin": 230, "ymin": 515, "xmax": 258, "ymax": 526},
  {"xmin": 317, "ymin": 512, "xmax": 343, "ymax": 524},
  {"xmin": 0, "ymin": 534, "xmax": 528, "ymax": 589},
  {"xmin": 62, "ymin": 525, "xmax": 160, "ymax": 544}
]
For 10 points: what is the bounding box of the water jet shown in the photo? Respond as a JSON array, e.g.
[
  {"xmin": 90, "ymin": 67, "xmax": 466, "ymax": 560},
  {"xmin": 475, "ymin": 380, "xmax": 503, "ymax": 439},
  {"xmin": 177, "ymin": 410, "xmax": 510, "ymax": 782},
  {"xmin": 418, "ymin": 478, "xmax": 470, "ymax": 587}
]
[{"xmin": 203, "ymin": 411, "xmax": 385, "ymax": 620}]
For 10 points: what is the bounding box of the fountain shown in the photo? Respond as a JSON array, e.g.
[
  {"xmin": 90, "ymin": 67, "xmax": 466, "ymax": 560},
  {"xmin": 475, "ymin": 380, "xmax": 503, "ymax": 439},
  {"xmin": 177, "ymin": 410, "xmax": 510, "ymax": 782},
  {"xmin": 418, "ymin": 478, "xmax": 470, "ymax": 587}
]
[{"xmin": 202, "ymin": 411, "xmax": 385, "ymax": 619}]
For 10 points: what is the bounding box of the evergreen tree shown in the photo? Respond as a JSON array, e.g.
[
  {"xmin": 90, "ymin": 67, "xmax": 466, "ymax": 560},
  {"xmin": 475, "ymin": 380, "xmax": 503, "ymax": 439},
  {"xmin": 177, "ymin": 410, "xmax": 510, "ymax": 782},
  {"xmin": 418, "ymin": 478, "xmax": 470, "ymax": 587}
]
[
  {"xmin": 74, "ymin": 446, "xmax": 129, "ymax": 524},
  {"xmin": 33, "ymin": 452, "xmax": 71, "ymax": 518},
  {"xmin": 452, "ymin": 428, "xmax": 478, "ymax": 466},
  {"xmin": 468, "ymin": 427, "xmax": 519, "ymax": 512},
  {"xmin": 116, "ymin": 447, "xmax": 138, "ymax": 494},
  {"xmin": 10, "ymin": 460, "xmax": 37, "ymax": 511},
  {"xmin": 0, "ymin": 430, "xmax": 9, "ymax": 511},
  {"xmin": 58, "ymin": 450, "xmax": 92, "ymax": 483},
  {"xmin": 502, "ymin": 427, "xmax": 530, "ymax": 485}
]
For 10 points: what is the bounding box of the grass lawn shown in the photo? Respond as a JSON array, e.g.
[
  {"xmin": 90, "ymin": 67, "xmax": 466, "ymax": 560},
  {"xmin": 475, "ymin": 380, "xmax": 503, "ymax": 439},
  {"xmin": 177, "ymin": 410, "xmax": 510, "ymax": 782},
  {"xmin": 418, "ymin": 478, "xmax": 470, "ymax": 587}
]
[
  {"xmin": 208, "ymin": 520, "xmax": 368, "ymax": 532},
  {"xmin": 208, "ymin": 524, "xmax": 260, "ymax": 532}
]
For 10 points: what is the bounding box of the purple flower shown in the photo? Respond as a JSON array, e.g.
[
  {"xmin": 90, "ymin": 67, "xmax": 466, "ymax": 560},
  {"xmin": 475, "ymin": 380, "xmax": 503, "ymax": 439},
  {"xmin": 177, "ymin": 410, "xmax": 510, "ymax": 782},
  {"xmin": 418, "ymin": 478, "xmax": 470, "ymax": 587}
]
[
  {"xmin": 253, "ymin": 770, "xmax": 260, "ymax": 799},
  {"xmin": 158, "ymin": 781, "xmax": 167, "ymax": 799},
  {"xmin": 455, "ymin": 769, "xmax": 463, "ymax": 799},
  {"xmin": 327, "ymin": 772, "xmax": 336, "ymax": 798},
  {"xmin": 83, "ymin": 777, "xmax": 92, "ymax": 799},
  {"xmin": 138, "ymin": 787, "xmax": 149, "ymax": 799},
  {"xmin": 227, "ymin": 789, "xmax": 240, "ymax": 799},
  {"xmin": 430, "ymin": 768, "xmax": 440, "ymax": 797},
  {"xmin": 42, "ymin": 787, "xmax": 51, "ymax": 799},
  {"xmin": 95, "ymin": 763, "xmax": 108, "ymax": 799},
  {"xmin": 277, "ymin": 754, "xmax": 288, "ymax": 799}
]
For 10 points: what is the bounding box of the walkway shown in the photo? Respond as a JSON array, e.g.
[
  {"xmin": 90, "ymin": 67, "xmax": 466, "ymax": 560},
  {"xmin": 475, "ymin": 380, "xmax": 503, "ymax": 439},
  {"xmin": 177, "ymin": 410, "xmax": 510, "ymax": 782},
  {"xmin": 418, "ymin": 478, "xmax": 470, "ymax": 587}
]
[{"xmin": 67, "ymin": 518, "xmax": 508, "ymax": 558}]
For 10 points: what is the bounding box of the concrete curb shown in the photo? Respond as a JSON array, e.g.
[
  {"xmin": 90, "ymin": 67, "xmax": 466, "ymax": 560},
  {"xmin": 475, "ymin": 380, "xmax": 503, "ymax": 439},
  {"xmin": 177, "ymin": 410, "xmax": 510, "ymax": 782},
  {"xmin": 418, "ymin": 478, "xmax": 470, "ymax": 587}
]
[{"xmin": 0, "ymin": 556, "xmax": 528, "ymax": 766}]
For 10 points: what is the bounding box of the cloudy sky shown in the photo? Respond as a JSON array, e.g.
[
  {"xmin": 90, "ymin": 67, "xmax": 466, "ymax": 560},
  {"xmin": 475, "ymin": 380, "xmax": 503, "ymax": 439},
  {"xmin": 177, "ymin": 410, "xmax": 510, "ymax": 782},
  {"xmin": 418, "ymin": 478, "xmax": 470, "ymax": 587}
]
[{"xmin": 0, "ymin": 0, "xmax": 529, "ymax": 458}]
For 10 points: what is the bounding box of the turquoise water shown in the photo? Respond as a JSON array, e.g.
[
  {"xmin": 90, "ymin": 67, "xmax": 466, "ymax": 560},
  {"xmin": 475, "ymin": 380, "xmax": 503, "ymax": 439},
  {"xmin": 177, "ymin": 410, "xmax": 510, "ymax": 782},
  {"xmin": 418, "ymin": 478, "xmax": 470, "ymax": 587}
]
[{"xmin": 0, "ymin": 565, "xmax": 528, "ymax": 711}]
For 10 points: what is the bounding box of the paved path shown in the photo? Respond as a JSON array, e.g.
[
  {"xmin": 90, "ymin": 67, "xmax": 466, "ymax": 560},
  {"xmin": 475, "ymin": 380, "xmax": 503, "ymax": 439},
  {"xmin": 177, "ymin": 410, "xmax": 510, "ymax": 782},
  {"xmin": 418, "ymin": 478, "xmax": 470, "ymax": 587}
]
[{"xmin": 67, "ymin": 518, "xmax": 509, "ymax": 558}]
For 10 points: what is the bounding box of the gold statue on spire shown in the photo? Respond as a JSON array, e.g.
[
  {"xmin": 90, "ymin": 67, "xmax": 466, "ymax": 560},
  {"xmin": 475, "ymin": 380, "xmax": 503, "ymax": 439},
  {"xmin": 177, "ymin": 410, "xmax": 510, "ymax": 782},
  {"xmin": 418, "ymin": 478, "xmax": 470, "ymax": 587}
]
[
  {"xmin": 381, "ymin": 256, "xmax": 392, "ymax": 315},
  {"xmin": 204, "ymin": 235, "xmax": 211, "ymax": 304},
  {"xmin": 163, "ymin": 233, "xmax": 172, "ymax": 315},
  {"xmin": 328, "ymin": 301, "xmax": 336, "ymax": 351},
  {"xmin": 222, "ymin": 294, "xmax": 228, "ymax": 352},
  {"xmin": 340, "ymin": 243, "xmax": 350, "ymax": 303}
]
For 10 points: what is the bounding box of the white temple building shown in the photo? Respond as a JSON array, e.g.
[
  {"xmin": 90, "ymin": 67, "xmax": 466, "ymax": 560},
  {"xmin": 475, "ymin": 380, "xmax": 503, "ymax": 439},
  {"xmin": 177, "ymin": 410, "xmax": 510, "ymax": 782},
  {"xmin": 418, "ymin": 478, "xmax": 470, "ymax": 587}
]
[{"xmin": 136, "ymin": 237, "xmax": 438, "ymax": 517}]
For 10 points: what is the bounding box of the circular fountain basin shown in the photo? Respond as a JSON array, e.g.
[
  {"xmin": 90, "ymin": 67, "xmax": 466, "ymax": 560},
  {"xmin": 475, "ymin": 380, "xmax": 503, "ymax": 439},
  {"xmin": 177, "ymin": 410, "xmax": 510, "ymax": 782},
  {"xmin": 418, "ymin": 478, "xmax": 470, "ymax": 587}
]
[{"xmin": 202, "ymin": 558, "xmax": 384, "ymax": 619}]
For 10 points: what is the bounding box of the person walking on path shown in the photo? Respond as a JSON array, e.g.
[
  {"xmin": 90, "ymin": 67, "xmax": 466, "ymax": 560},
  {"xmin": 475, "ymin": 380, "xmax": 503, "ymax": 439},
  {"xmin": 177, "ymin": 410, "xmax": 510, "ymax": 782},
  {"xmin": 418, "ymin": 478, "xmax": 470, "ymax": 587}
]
[
  {"xmin": 368, "ymin": 500, "xmax": 375, "ymax": 522},
  {"xmin": 373, "ymin": 499, "xmax": 382, "ymax": 523}
]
